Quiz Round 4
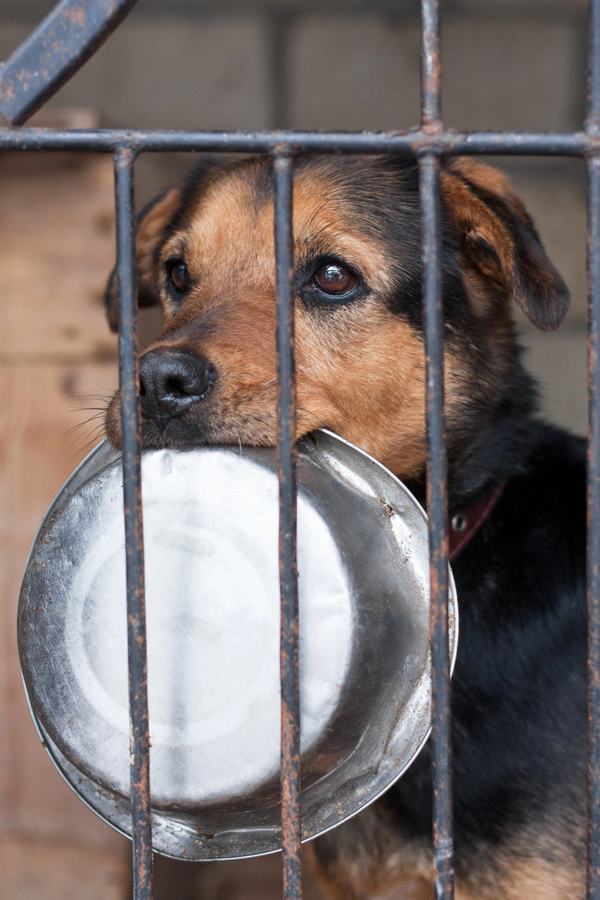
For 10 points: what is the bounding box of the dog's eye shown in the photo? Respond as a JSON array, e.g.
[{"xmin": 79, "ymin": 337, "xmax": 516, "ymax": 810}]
[
  {"xmin": 314, "ymin": 263, "xmax": 357, "ymax": 295},
  {"xmin": 166, "ymin": 258, "xmax": 191, "ymax": 294}
]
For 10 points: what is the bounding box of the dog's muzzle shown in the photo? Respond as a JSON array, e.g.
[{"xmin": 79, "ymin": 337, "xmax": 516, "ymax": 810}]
[{"xmin": 139, "ymin": 349, "xmax": 216, "ymax": 431}]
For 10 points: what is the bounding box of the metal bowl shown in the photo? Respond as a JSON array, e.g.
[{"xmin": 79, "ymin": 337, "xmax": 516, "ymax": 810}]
[{"xmin": 18, "ymin": 430, "xmax": 457, "ymax": 860}]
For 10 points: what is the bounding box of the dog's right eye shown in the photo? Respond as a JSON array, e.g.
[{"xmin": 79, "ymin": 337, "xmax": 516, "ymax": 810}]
[
  {"xmin": 314, "ymin": 263, "xmax": 357, "ymax": 295},
  {"xmin": 166, "ymin": 258, "xmax": 191, "ymax": 295}
]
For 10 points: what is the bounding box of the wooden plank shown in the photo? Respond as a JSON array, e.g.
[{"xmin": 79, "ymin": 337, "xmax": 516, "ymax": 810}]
[
  {"xmin": 0, "ymin": 146, "xmax": 129, "ymax": 897},
  {"xmin": 0, "ymin": 363, "xmax": 123, "ymax": 854},
  {"xmin": 0, "ymin": 153, "xmax": 118, "ymax": 362}
]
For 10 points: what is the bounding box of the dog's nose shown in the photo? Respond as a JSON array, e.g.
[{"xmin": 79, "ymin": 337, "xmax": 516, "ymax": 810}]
[{"xmin": 139, "ymin": 350, "xmax": 216, "ymax": 427}]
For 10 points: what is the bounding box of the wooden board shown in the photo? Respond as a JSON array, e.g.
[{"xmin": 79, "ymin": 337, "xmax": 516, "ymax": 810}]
[{"xmin": 0, "ymin": 151, "xmax": 129, "ymax": 897}]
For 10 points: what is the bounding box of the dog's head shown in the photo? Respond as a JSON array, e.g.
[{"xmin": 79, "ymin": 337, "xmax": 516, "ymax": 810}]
[{"xmin": 104, "ymin": 155, "xmax": 568, "ymax": 486}]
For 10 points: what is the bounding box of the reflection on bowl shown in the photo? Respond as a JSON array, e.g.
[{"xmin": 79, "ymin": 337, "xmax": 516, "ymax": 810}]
[{"xmin": 18, "ymin": 430, "xmax": 457, "ymax": 860}]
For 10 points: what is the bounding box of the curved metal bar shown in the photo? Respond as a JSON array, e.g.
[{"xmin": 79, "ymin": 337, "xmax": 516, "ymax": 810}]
[{"xmin": 0, "ymin": 0, "xmax": 139, "ymax": 126}]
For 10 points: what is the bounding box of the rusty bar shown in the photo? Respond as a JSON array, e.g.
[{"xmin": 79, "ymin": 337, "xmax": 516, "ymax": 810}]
[
  {"xmin": 419, "ymin": 151, "xmax": 454, "ymax": 900},
  {"xmin": 114, "ymin": 147, "xmax": 153, "ymax": 900},
  {"xmin": 274, "ymin": 150, "xmax": 302, "ymax": 900},
  {"xmin": 0, "ymin": 128, "xmax": 595, "ymax": 156},
  {"xmin": 588, "ymin": 151, "xmax": 600, "ymax": 900},
  {"xmin": 588, "ymin": 2, "xmax": 600, "ymax": 896},
  {"xmin": 421, "ymin": 0, "xmax": 441, "ymax": 132},
  {"xmin": 420, "ymin": 0, "xmax": 453, "ymax": 894},
  {"xmin": 0, "ymin": 0, "xmax": 139, "ymax": 126}
]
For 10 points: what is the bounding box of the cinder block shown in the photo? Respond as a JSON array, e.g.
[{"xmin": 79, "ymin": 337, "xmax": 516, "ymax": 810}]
[
  {"xmin": 46, "ymin": 16, "xmax": 272, "ymax": 130},
  {"xmin": 0, "ymin": 22, "xmax": 31, "ymax": 65},
  {"xmin": 520, "ymin": 325, "xmax": 587, "ymax": 437},
  {"xmin": 456, "ymin": 0, "xmax": 588, "ymax": 14},
  {"xmin": 508, "ymin": 163, "xmax": 587, "ymax": 325},
  {"xmin": 442, "ymin": 17, "xmax": 584, "ymax": 132},
  {"xmin": 289, "ymin": 15, "xmax": 422, "ymax": 130}
]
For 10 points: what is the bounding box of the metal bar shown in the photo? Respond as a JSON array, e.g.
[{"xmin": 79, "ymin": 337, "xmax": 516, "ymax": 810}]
[
  {"xmin": 421, "ymin": 0, "xmax": 441, "ymax": 132},
  {"xmin": 588, "ymin": 151, "xmax": 600, "ymax": 900},
  {"xmin": 0, "ymin": 128, "xmax": 596, "ymax": 156},
  {"xmin": 0, "ymin": 0, "xmax": 139, "ymax": 126},
  {"xmin": 420, "ymin": 0, "xmax": 453, "ymax": 895},
  {"xmin": 114, "ymin": 147, "xmax": 153, "ymax": 900},
  {"xmin": 420, "ymin": 151, "xmax": 454, "ymax": 900},
  {"xmin": 588, "ymin": 2, "xmax": 600, "ymax": 896},
  {"xmin": 274, "ymin": 151, "xmax": 302, "ymax": 900}
]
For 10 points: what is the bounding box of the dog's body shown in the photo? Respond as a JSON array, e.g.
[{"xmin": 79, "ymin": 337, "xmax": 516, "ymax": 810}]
[{"xmin": 104, "ymin": 154, "xmax": 586, "ymax": 898}]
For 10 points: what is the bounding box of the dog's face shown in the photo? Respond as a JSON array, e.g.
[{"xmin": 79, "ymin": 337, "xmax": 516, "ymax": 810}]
[{"xmin": 104, "ymin": 155, "xmax": 568, "ymax": 483}]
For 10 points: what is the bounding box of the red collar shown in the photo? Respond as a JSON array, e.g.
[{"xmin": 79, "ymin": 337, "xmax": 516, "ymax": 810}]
[{"xmin": 448, "ymin": 483, "xmax": 504, "ymax": 562}]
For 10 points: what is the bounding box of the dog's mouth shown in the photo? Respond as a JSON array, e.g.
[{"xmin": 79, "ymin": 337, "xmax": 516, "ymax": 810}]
[{"xmin": 104, "ymin": 345, "xmax": 286, "ymax": 451}]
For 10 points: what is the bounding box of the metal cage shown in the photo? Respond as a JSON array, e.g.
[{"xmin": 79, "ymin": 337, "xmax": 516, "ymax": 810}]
[{"xmin": 1, "ymin": 1, "xmax": 598, "ymax": 898}]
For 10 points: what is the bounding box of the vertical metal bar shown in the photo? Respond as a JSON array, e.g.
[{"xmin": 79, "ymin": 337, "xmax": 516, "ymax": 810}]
[
  {"xmin": 421, "ymin": 0, "xmax": 441, "ymax": 132},
  {"xmin": 114, "ymin": 146, "xmax": 153, "ymax": 900},
  {"xmin": 588, "ymin": 152, "xmax": 600, "ymax": 900},
  {"xmin": 588, "ymin": 0, "xmax": 600, "ymax": 895},
  {"xmin": 274, "ymin": 150, "xmax": 302, "ymax": 900},
  {"xmin": 420, "ymin": 0, "xmax": 453, "ymax": 897},
  {"xmin": 420, "ymin": 152, "xmax": 454, "ymax": 900}
]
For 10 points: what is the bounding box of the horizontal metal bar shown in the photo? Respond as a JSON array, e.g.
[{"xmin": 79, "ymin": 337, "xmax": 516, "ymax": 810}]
[{"xmin": 0, "ymin": 128, "xmax": 596, "ymax": 156}]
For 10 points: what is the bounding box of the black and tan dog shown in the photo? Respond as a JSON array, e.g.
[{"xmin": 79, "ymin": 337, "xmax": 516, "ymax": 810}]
[{"xmin": 104, "ymin": 155, "xmax": 586, "ymax": 900}]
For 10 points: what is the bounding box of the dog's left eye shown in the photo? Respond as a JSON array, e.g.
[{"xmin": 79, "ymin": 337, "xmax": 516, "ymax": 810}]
[
  {"xmin": 314, "ymin": 263, "xmax": 358, "ymax": 295},
  {"xmin": 166, "ymin": 258, "xmax": 191, "ymax": 294}
]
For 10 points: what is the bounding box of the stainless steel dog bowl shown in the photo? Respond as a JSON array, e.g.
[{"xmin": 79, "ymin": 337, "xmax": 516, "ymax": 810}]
[{"xmin": 18, "ymin": 430, "xmax": 457, "ymax": 860}]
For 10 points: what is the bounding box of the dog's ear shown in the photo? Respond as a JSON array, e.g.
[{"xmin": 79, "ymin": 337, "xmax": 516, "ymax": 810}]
[
  {"xmin": 103, "ymin": 186, "xmax": 184, "ymax": 332},
  {"xmin": 441, "ymin": 158, "xmax": 569, "ymax": 331}
]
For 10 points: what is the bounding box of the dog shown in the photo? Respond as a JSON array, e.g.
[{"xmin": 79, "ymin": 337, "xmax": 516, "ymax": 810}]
[{"xmin": 104, "ymin": 154, "xmax": 586, "ymax": 900}]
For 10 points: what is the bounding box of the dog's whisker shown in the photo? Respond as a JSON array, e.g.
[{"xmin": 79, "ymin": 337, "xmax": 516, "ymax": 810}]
[
  {"xmin": 64, "ymin": 413, "xmax": 105, "ymax": 437},
  {"xmin": 65, "ymin": 423, "xmax": 107, "ymax": 458},
  {"xmin": 296, "ymin": 406, "xmax": 328, "ymax": 429}
]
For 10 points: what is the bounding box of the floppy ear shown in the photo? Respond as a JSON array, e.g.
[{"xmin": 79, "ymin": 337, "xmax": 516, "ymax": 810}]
[
  {"xmin": 441, "ymin": 158, "xmax": 570, "ymax": 331},
  {"xmin": 103, "ymin": 185, "xmax": 184, "ymax": 332}
]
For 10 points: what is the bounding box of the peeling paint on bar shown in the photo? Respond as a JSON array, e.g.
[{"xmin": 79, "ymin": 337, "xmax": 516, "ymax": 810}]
[
  {"xmin": 0, "ymin": 128, "xmax": 596, "ymax": 155},
  {"xmin": 420, "ymin": 1, "xmax": 453, "ymax": 897},
  {"xmin": 274, "ymin": 151, "xmax": 303, "ymax": 900},
  {"xmin": 114, "ymin": 147, "xmax": 153, "ymax": 900},
  {"xmin": 0, "ymin": 0, "xmax": 139, "ymax": 126},
  {"xmin": 588, "ymin": 5, "xmax": 600, "ymax": 899}
]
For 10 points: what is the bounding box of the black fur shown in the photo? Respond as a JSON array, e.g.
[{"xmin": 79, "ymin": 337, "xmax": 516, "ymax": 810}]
[
  {"xmin": 398, "ymin": 425, "xmax": 586, "ymax": 857},
  {"xmin": 315, "ymin": 422, "xmax": 587, "ymax": 884}
]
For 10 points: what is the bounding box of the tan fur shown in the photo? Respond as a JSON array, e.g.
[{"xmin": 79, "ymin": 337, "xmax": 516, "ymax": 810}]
[
  {"xmin": 441, "ymin": 159, "xmax": 568, "ymax": 330},
  {"xmin": 311, "ymin": 849, "xmax": 582, "ymax": 900},
  {"xmin": 106, "ymin": 165, "xmax": 458, "ymax": 480},
  {"xmin": 309, "ymin": 812, "xmax": 584, "ymax": 900},
  {"xmin": 105, "ymin": 186, "xmax": 182, "ymax": 330}
]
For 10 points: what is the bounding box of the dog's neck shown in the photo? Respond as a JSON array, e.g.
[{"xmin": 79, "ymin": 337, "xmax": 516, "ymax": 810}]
[{"xmin": 404, "ymin": 355, "xmax": 540, "ymax": 512}]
